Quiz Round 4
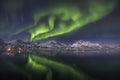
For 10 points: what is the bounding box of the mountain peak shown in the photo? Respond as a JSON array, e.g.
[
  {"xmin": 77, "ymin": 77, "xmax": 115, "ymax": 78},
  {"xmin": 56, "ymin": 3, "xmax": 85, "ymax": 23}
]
[
  {"xmin": 38, "ymin": 40, "xmax": 66, "ymax": 48},
  {"xmin": 7, "ymin": 40, "xmax": 25, "ymax": 44},
  {"xmin": 71, "ymin": 40, "xmax": 102, "ymax": 48}
]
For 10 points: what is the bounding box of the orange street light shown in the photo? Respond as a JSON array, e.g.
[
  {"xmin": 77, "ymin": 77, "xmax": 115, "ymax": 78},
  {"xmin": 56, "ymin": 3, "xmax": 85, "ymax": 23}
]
[{"xmin": 7, "ymin": 48, "xmax": 12, "ymax": 55}]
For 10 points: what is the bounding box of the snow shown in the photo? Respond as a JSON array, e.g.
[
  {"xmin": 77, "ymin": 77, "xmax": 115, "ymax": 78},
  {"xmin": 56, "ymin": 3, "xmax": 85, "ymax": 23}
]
[
  {"xmin": 70, "ymin": 40, "xmax": 102, "ymax": 48},
  {"xmin": 38, "ymin": 40, "xmax": 67, "ymax": 48}
]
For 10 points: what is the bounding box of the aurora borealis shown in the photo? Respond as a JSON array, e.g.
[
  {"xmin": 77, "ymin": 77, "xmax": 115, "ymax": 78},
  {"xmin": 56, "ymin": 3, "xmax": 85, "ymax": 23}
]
[
  {"xmin": 0, "ymin": 0, "xmax": 119, "ymax": 42},
  {"xmin": 0, "ymin": 0, "xmax": 120, "ymax": 80},
  {"xmin": 0, "ymin": 55, "xmax": 94, "ymax": 80},
  {"xmin": 28, "ymin": 0, "xmax": 117, "ymax": 41},
  {"xmin": 25, "ymin": 55, "xmax": 93, "ymax": 80}
]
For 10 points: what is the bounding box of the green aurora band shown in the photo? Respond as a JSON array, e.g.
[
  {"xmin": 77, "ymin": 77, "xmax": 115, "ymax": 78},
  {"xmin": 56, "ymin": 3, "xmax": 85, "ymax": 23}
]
[
  {"xmin": 2, "ymin": 55, "xmax": 94, "ymax": 80},
  {"xmin": 25, "ymin": 55, "xmax": 94, "ymax": 80},
  {"xmin": 28, "ymin": 0, "xmax": 117, "ymax": 42}
]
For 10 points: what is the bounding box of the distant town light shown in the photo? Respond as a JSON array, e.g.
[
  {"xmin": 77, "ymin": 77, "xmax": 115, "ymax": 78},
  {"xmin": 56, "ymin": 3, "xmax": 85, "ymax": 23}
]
[
  {"xmin": 7, "ymin": 48, "xmax": 11, "ymax": 52},
  {"xmin": 7, "ymin": 48, "xmax": 12, "ymax": 55},
  {"xmin": 18, "ymin": 47, "xmax": 22, "ymax": 53},
  {"xmin": 18, "ymin": 47, "xmax": 22, "ymax": 50}
]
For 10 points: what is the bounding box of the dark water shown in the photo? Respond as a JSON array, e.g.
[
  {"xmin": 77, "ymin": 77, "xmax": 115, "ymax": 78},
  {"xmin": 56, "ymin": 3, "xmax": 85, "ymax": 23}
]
[
  {"xmin": 0, "ymin": 52, "xmax": 120, "ymax": 80},
  {"xmin": 0, "ymin": 55, "xmax": 27, "ymax": 80},
  {"xmin": 39, "ymin": 52, "xmax": 120, "ymax": 80}
]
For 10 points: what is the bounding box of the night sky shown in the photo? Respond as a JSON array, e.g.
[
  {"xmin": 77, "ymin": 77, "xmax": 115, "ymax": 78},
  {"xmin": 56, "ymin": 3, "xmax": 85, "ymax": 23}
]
[{"xmin": 0, "ymin": 0, "xmax": 120, "ymax": 44}]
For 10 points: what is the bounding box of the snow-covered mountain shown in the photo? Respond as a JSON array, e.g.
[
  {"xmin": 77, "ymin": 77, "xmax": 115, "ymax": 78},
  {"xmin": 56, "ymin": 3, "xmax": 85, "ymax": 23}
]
[
  {"xmin": 38, "ymin": 40, "xmax": 67, "ymax": 48},
  {"xmin": 5, "ymin": 39, "xmax": 102, "ymax": 49},
  {"xmin": 6, "ymin": 40, "xmax": 31, "ymax": 47},
  {"xmin": 7, "ymin": 40, "xmax": 25, "ymax": 44},
  {"xmin": 70, "ymin": 40, "xmax": 102, "ymax": 48}
]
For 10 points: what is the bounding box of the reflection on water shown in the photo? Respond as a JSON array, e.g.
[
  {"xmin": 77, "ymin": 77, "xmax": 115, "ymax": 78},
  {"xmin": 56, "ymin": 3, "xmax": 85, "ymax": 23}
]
[
  {"xmin": 0, "ymin": 52, "xmax": 120, "ymax": 80},
  {"xmin": 0, "ymin": 54, "xmax": 93, "ymax": 80}
]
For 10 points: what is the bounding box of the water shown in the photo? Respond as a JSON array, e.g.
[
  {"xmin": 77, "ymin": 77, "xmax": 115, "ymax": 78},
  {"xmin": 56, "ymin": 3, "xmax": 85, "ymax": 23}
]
[{"xmin": 0, "ymin": 52, "xmax": 120, "ymax": 80}]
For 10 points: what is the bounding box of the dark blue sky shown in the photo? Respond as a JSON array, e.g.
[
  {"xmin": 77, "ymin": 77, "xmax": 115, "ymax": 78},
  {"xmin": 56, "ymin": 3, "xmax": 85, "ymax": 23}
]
[
  {"xmin": 0, "ymin": 0, "xmax": 120, "ymax": 44},
  {"xmin": 55, "ymin": 3, "xmax": 120, "ymax": 44}
]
